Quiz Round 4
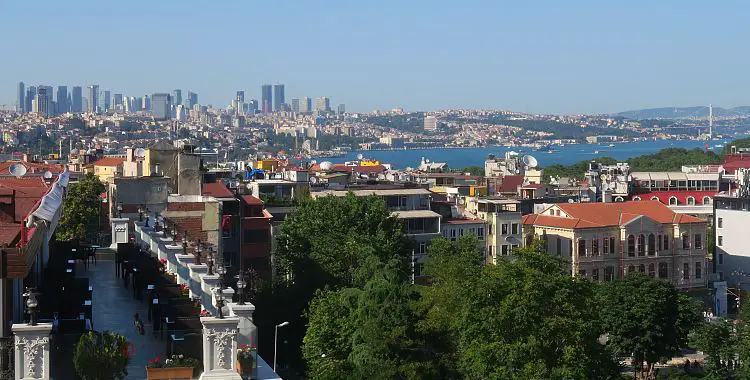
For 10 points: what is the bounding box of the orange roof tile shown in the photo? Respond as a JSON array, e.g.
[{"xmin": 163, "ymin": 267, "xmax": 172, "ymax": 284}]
[
  {"xmin": 203, "ymin": 182, "xmax": 234, "ymax": 198},
  {"xmin": 523, "ymin": 201, "xmax": 704, "ymax": 229},
  {"xmin": 93, "ymin": 157, "xmax": 125, "ymax": 167}
]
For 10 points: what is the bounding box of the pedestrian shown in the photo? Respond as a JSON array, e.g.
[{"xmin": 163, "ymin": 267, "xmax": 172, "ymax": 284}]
[{"xmin": 133, "ymin": 313, "xmax": 144, "ymax": 335}]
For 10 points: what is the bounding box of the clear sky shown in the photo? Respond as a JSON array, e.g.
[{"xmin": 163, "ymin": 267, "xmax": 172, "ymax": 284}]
[{"xmin": 1, "ymin": 0, "xmax": 748, "ymax": 114}]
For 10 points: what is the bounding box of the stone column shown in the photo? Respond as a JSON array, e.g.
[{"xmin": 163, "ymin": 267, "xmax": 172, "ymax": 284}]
[
  {"xmin": 156, "ymin": 237, "xmax": 174, "ymax": 259},
  {"xmin": 227, "ymin": 303, "xmax": 257, "ymax": 347},
  {"xmin": 175, "ymin": 254, "xmax": 196, "ymax": 285},
  {"xmin": 133, "ymin": 222, "xmax": 143, "ymax": 245},
  {"xmin": 109, "ymin": 218, "xmax": 129, "ymax": 249},
  {"xmin": 188, "ymin": 264, "xmax": 208, "ymax": 299},
  {"xmin": 149, "ymin": 231, "xmax": 165, "ymax": 254},
  {"xmin": 164, "ymin": 245, "xmax": 181, "ymax": 272},
  {"xmin": 200, "ymin": 275, "xmax": 221, "ymax": 314},
  {"xmin": 12, "ymin": 323, "xmax": 52, "ymax": 380},
  {"xmin": 199, "ymin": 317, "xmax": 242, "ymax": 380}
]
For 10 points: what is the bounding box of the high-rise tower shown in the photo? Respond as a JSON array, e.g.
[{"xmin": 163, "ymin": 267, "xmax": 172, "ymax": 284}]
[
  {"xmin": 273, "ymin": 84, "xmax": 285, "ymax": 111},
  {"xmin": 71, "ymin": 86, "xmax": 83, "ymax": 112},
  {"xmin": 261, "ymin": 84, "xmax": 272, "ymax": 114},
  {"xmin": 57, "ymin": 86, "xmax": 68, "ymax": 114},
  {"xmin": 87, "ymin": 85, "xmax": 99, "ymax": 113},
  {"xmin": 17, "ymin": 82, "xmax": 25, "ymax": 113}
]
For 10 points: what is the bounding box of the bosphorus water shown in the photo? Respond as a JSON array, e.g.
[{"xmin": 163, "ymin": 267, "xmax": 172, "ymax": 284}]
[{"xmin": 322, "ymin": 139, "xmax": 730, "ymax": 169}]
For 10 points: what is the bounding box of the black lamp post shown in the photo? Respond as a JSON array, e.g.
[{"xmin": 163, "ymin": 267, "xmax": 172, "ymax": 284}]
[
  {"xmin": 116, "ymin": 202, "xmax": 123, "ymax": 218},
  {"xmin": 207, "ymin": 247, "xmax": 214, "ymax": 276},
  {"xmin": 182, "ymin": 233, "xmax": 188, "ymax": 256},
  {"xmin": 214, "ymin": 287, "xmax": 225, "ymax": 319},
  {"xmin": 170, "ymin": 226, "xmax": 177, "ymax": 241},
  {"xmin": 195, "ymin": 240, "xmax": 202, "ymax": 265},
  {"xmin": 24, "ymin": 288, "xmax": 39, "ymax": 326},
  {"xmin": 154, "ymin": 212, "xmax": 161, "ymax": 230},
  {"xmin": 236, "ymin": 272, "xmax": 247, "ymax": 305},
  {"xmin": 138, "ymin": 206, "xmax": 144, "ymax": 222}
]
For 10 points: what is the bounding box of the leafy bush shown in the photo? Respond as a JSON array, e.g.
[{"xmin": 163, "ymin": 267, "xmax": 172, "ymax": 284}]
[{"xmin": 73, "ymin": 331, "xmax": 131, "ymax": 380}]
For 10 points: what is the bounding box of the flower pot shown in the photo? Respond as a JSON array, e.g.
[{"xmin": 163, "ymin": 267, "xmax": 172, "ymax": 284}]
[{"xmin": 146, "ymin": 366, "xmax": 194, "ymax": 380}]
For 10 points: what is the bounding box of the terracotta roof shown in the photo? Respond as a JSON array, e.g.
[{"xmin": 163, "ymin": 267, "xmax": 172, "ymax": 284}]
[
  {"xmin": 443, "ymin": 218, "xmax": 485, "ymax": 225},
  {"xmin": 523, "ymin": 200, "xmax": 704, "ymax": 229},
  {"xmin": 0, "ymin": 161, "xmax": 65, "ymax": 175},
  {"xmin": 0, "ymin": 177, "xmax": 51, "ymax": 223},
  {"xmin": 0, "ymin": 222, "xmax": 19, "ymax": 246},
  {"xmin": 241, "ymin": 195, "xmax": 264, "ymax": 206},
  {"xmin": 93, "ymin": 157, "xmax": 125, "ymax": 167},
  {"xmin": 202, "ymin": 182, "xmax": 234, "ymax": 198},
  {"xmin": 498, "ymin": 175, "xmax": 524, "ymax": 193}
]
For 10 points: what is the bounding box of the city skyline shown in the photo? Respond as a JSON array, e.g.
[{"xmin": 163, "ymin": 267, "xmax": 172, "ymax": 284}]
[{"xmin": 1, "ymin": 1, "xmax": 749, "ymax": 114}]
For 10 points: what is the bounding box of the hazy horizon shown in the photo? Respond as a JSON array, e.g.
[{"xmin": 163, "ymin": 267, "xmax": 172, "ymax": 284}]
[{"xmin": 2, "ymin": 1, "xmax": 749, "ymax": 115}]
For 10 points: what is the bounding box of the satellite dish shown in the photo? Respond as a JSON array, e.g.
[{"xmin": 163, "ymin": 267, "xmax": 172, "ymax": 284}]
[
  {"xmin": 134, "ymin": 148, "xmax": 146, "ymax": 160},
  {"xmin": 568, "ymin": 199, "xmax": 575, "ymax": 203},
  {"xmin": 377, "ymin": 173, "xmax": 386, "ymax": 180},
  {"xmin": 310, "ymin": 176, "xmax": 319, "ymax": 184},
  {"xmin": 357, "ymin": 153, "xmax": 364, "ymax": 160},
  {"xmin": 385, "ymin": 173, "xmax": 395, "ymax": 182},
  {"xmin": 521, "ymin": 155, "xmax": 538, "ymax": 168},
  {"xmin": 43, "ymin": 171, "xmax": 53, "ymax": 179},
  {"xmin": 320, "ymin": 161, "xmax": 333, "ymax": 171},
  {"xmin": 8, "ymin": 163, "xmax": 27, "ymax": 178}
]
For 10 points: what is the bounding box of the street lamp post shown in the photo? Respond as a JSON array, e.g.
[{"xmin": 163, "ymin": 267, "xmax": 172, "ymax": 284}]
[
  {"xmin": 23, "ymin": 288, "xmax": 39, "ymax": 326},
  {"xmin": 195, "ymin": 240, "xmax": 202, "ymax": 265},
  {"xmin": 138, "ymin": 206, "xmax": 144, "ymax": 222},
  {"xmin": 236, "ymin": 272, "xmax": 246, "ymax": 305},
  {"xmin": 116, "ymin": 203, "xmax": 123, "ymax": 218},
  {"xmin": 207, "ymin": 248, "xmax": 214, "ymax": 276},
  {"xmin": 214, "ymin": 287, "xmax": 225, "ymax": 319},
  {"xmin": 274, "ymin": 321, "xmax": 290, "ymax": 372}
]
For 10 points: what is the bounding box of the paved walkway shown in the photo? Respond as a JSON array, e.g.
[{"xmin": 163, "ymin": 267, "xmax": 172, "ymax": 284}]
[{"xmin": 85, "ymin": 252, "xmax": 165, "ymax": 379}]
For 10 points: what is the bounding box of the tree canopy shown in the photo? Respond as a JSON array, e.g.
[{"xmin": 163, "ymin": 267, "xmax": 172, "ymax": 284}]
[{"xmin": 56, "ymin": 172, "xmax": 106, "ymax": 242}]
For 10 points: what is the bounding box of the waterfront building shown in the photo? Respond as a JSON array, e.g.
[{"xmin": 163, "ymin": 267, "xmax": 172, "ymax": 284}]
[
  {"xmin": 424, "ymin": 115, "xmax": 438, "ymax": 131},
  {"xmin": 273, "ymin": 84, "xmax": 285, "ymax": 112},
  {"xmin": 261, "ymin": 84, "xmax": 272, "ymax": 114}
]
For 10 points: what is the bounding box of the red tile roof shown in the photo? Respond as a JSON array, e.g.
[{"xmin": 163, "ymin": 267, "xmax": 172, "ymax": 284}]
[
  {"xmin": 522, "ymin": 200, "xmax": 704, "ymax": 229},
  {"xmin": 498, "ymin": 175, "xmax": 524, "ymax": 193},
  {"xmin": 0, "ymin": 222, "xmax": 19, "ymax": 246},
  {"xmin": 93, "ymin": 157, "xmax": 125, "ymax": 167},
  {"xmin": 203, "ymin": 182, "xmax": 234, "ymax": 198},
  {"xmin": 0, "ymin": 177, "xmax": 51, "ymax": 223},
  {"xmin": 241, "ymin": 195, "xmax": 264, "ymax": 206},
  {"xmin": 0, "ymin": 162, "xmax": 65, "ymax": 175}
]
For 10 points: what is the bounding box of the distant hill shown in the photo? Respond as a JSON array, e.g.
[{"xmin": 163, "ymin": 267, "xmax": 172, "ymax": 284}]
[{"xmin": 614, "ymin": 106, "xmax": 750, "ymax": 119}]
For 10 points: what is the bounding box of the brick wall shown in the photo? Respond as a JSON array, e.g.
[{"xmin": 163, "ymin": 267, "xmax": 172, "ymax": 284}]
[
  {"xmin": 167, "ymin": 202, "xmax": 205, "ymax": 212},
  {"xmin": 167, "ymin": 216, "xmax": 207, "ymax": 243}
]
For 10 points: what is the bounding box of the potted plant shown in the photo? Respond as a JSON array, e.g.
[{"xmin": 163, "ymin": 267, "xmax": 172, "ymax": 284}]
[
  {"xmin": 146, "ymin": 354, "xmax": 199, "ymax": 380},
  {"xmin": 236, "ymin": 343, "xmax": 256, "ymax": 378},
  {"xmin": 180, "ymin": 283, "xmax": 190, "ymax": 296},
  {"xmin": 73, "ymin": 331, "xmax": 132, "ymax": 380},
  {"xmin": 159, "ymin": 258, "xmax": 167, "ymax": 272}
]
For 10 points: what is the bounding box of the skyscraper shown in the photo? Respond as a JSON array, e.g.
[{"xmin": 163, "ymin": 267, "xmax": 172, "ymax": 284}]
[
  {"xmin": 71, "ymin": 86, "xmax": 83, "ymax": 112},
  {"xmin": 337, "ymin": 104, "xmax": 346, "ymax": 115},
  {"xmin": 103, "ymin": 90, "xmax": 111, "ymax": 111},
  {"xmin": 17, "ymin": 82, "xmax": 25, "ymax": 112},
  {"xmin": 25, "ymin": 86, "xmax": 36, "ymax": 113},
  {"xmin": 315, "ymin": 97, "xmax": 331, "ymax": 112},
  {"xmin": 142, "ymin": 95, "xmax": 151, "ymax": 111},
  {"xmin": 87, "ymin": 85, "xmax": 99, "ymax": 113},
  {"xmin": 151, "ymin": 93, "xmax": 171, "ymax": 120},
  {"xmin": 173, "ymin": 89, "xmax": 182, "ymax": 109},
  {"xmin": 248, "ymin": 99, "xmax": 259, "ymax": 114},
  {"xmin": 301, "ymin": 97, "xmax": 312, "ymax": 113},
  {"xmin": 187, "ymin": 92, "xmax": 198, "ymax": 109},
  {"xmin": 261, "ymin": 84, "xmax": 272, "ymax": 114},
  {"xmin": 35, "ymin": 87, "xmax": 52, "ymax": 117},
  {"xmin": 113, "ymin": 93, "xmax": 123, "ymax": 108},
  {"xmin": 56, "ymin": 86, "xmax": 68, "ymax": 114},
  {"xmin": 291, "ymin": 98, "xmax": 300, "ymax": 113},
  {"xmin": 273, "ymin": 84, "xmax": 285, "ymax": 112},
  {"xmin": 236, "ymin": 91, "xmax": 245, "ymax": 103}
]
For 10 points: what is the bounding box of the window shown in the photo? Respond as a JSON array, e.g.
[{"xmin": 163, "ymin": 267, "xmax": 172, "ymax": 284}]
[
  {"xmin": 648, "ymin": 234, "xmax": 655, "ymax": 256},
  {"xmin": 718, "ymin": 236, "xmax": 723, "ymax": 246},
  {"xmin": 578, "ymin": 269, "xmax": 587, "ymax": 277},
  {"xmin": 556, "ymin": 210, "xmax": 560, "ymax": 216},
  {"xmin": 477, "ymin": 227, "xmax": 484, "ymax": 240},
  {"xmin": 628, "ymin": 235, "xmax": 635, "ymax": 257},
  {"xmin": 637, "ymin": 234, "xmax": 645, "ymax": 256},
  {"xmin": 628, "ymin": 265, "xmax": 635, "ymax": 274},
  {"xmin": 686, "ymin": 196, "xmax": 695, "ymax": 206},
  {"xmin": 578, "ymin": 239, "xmax": 586, "ymax": 257},
  {"xmin": 632, "ymin": 196, "xmax": 641, "ymax": 201},
  {"xmin": 695, "ymin": 262, "xmax": 702, "ymax": 279},
  {"xmin": 657, "ymin": 234, "xmax": 663, "ymax": 251},
  {"xmin": 683, "ymin": 263, "xmax": 690, "ymax": 280},
  {"xmin": 664, "ymin": 235, "xmax": 669, "ymax": 250},
  {"xmin": 501, "ymin": 224, "xmax": 508, "ymax": 235},
  {"xmin": 450, "ymin": 229, "xmax": 457, "ymax": 241},
  {"xmin": 603, "ymin": 237, "xmax": 610, "ymax": 254},
  {"xmin": 648, "ymin": 263, "xmax": 655, "ymax": 277},
  {"xmin": 511, "ymin": 223, "xmax": 519, "ymax": 235},
  {"xmin": 682, "ymin": 234, "xmax": 690, "ymax": 250},
  {"xmin": 418, "ymin": 242, "xmax": 427, "ymax": 254},
  {"xmin": 651, "ymin": 196, "xmax": 660, "ymax": 202},
  {"xmin": 488, "ymin": 224, "xmax": 492, "ymax": 235},
  {"xmin": 604, "ymin": 266, "xmax": 615, "ymax": 281},
  {"xmin": 703, "ymin": 196, "xmax": 712, "ymax": 205},
  {"xmin": 615, "ymin": 196, "xmax": 624, "ymax": 202},
  {"xmin": 459, "ymin": 229, "xmax": 464, "ymax": 237},
  {"xmin": 501, "ymin": 245, "xmax": 509, "ymax": 256},
  {"xmin": 718, "ymin": 218, "xmax": 723, "ymax": 229},
  {"xmin": 592, "ymin": 268, "xmax": 599, "ymax": 281},
  {"xmin": 658, "ymin": 263, "xmax": 668, "ymax": 278},
  {"xmin": 556, "ymin": 237, "xmax": 562, "ymax": 256},
  {"xmin": 243, "ymin": 229, "xmax": 269, "ymax": 244},
  {"xmin": 694, "ymin": 234, "xmax": 702, "ymax": 250},
  {"xmin": 591, "ymin": 239, "xmax": 599, "ymax": 256},
  {"xmin": 639, "ymin": 264, "xmax": 645, "ymax": 273},
  {"xmin": 488, "ymin": 245, "xmax": 494, "ymax": 258},
  {"xmin": 669, "ymin": 196, "xmax": 678, "ymax": 205},
  {"xmin": 719, "ymin": 253, "xmax": 723, "ymax": 265},
  {"xmin": 609, "ymin": 237, "xmax": 615, "ymax": 254}
]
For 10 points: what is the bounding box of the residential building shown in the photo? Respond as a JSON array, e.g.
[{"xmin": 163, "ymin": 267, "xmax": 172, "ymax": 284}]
[
  {"xmin": 469, "ymin": 198, "xmax": 523, "ymax": 263},
  {"xmin": 261, "ymin": 85, "xmax": 272, "ymax": 114},
  {"xmin": 151, "ymin": 93, "xmax": 171, "ymax": 120},
  {"xmin": 93, "ymin": 156, "xmax": 125, "ymax": 183},
  {"xmin": 630, "ymin": 171, "xmax": 720, "ymax": 217},
  {"xmin": 273, "ymin": 84, "xmax": 285, "ymax": 111},
  {"xmin": 522, "ymin": 201, "xmax": 708, "ymax": 289},
  {"xmin": 424, "ymin": 116, "xmax": 438, "ymax": 131},
  {"xmin": 71, "ymin": 86, "xmax": 83, "ymax": 112},
  {"xmin": 87, "ymin": 85, "xmax": 99, "ymax": 113}
]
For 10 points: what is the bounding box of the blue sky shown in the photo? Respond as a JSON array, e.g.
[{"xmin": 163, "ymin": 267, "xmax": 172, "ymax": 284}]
[{"xmin": 1, "ymin": 1, "xmax": 748, "ymax": 114}]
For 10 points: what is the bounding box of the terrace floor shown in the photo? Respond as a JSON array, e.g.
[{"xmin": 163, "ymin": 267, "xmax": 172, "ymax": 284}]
[{"xmin": 86, "ymin": 252, "xmax": 166, "ymax": 379}]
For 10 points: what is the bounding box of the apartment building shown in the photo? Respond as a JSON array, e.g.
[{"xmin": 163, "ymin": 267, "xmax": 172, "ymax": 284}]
[
  {"xmin": 468, "ymin": 198, "xmax": 523, "ymax": 264},
  {"xmin": 522, "ymin": 201, "xmax": 707, "ymax": 289}
]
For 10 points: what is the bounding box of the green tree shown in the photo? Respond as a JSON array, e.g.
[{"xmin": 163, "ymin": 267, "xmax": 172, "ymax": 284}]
[
  {"xmin": 735, "ymin": 296, "xmax": 750, "ymax": 378},
  {"xmin": 598, "ymin": 274, "xmax": 702, "ymax": 379},
  {"xmin": 259, "ymin": 194, "xmax": 412, "ymax": 374},
  {"xmin": 56, "ymin": 172, "xmax": 106, "ymax": 243},
  {"xmin": 73, "ymin": 331, "xmax": 131, "ymax": 380},
  {"xmin": 690, "ymin": 318, "xmax": 735, "ymax": 379}
]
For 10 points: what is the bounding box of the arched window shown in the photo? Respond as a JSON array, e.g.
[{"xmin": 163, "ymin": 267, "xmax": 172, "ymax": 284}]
[
  {"xmin": 632, "ymin": 196, "xmax": 642, "ymax": 201},
  {"xmin": 648, "ymin": 263, "xmax": 655, "ymax": 277},
  {"xmin": 686, "ymin": 196, "xmax": 695, "ymax": 206},
  {"xmin": 669, "ymin": 196, "xmax": 678, "ymax": 205},
  {"xmin": 627, "ymin": 235, "xmax": 635, "ymax": 257},
  {"xmin": 639, "ymin": 264, "xmax": 645, "ymax": 273},
  {"xmin": 648, "ymin": 234, "xmax": 656, "ymax": 255},
  {"xmin": 615, "ymin": 196, "xmax": 624, "ymax": 202},
  {"xmin": 651, "ymin": 196, "xmax": 660, "ymax": 202},
  {"xmin": 637, "ymin": 234, "xmax": 646, "ymax": 256},
  {"xmin": 703, "ymin": 196, "xmax": 712, "ymax": 205}
]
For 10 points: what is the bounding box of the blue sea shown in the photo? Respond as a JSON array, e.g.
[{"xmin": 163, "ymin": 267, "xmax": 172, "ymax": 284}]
[{"xmin": 320, "ymin": 139, "xmax": 730, "ymax": 169}]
